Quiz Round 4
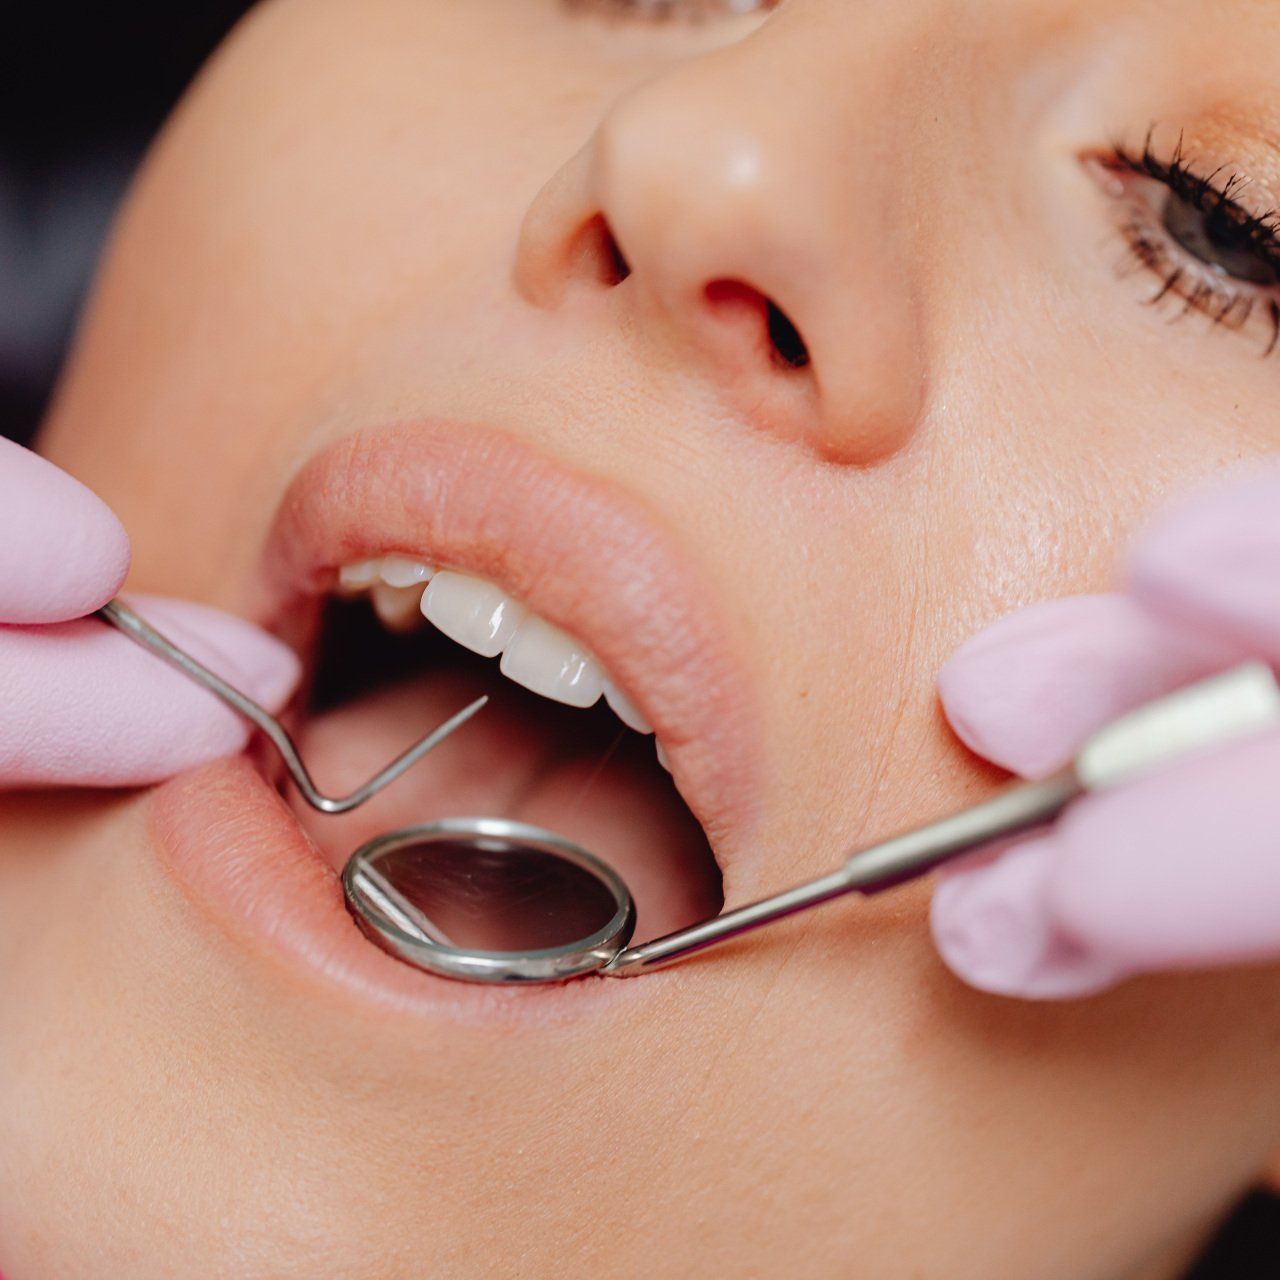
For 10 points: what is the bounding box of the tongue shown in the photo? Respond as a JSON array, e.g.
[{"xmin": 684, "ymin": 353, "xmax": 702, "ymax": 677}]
[{"xmin": 288, "ymin": 668, "xmax": 721, "ymax": 942}]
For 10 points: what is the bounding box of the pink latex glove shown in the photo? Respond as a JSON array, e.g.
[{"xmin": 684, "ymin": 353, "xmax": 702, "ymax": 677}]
[
  {"xmin": 0, "ymin": 436, "xmax": 300, "ymax": 787},
  {"xmin": 930, "ymin": 461, "xmax": 1280, "ymax": 999}
]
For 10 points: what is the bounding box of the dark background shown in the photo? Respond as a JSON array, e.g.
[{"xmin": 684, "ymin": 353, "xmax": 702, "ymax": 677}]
[
  {"xmin": 1, "ymin": 1, "xmax": 253, "ymax": 445},
  {"xmin": 1, "ymin": 5, "xmax": 1276, "ymax": 1275}
]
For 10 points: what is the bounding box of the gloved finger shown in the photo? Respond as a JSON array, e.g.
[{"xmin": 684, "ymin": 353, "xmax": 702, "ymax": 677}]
[
  {"xmin": 0, "ymin": 436, "xmax": 131, "ymax": 623},
  {"xmin": 1128, "ymin": 461, "xmax": 1280, "ymax": 658},
  {"xmin": 931, "ymin": 836, "xmax": 1125, "ymax": 998},
  {"xmin": 936, "ymin": 593, "xmax": 1239, "ymax": 779},
  {"xmin": 0, "ymin": 595, "xmax": 300, "ymax": 788},
  {"xmin": 932, "ymin": 729, "xmax": 1280, "ymax": 998}
]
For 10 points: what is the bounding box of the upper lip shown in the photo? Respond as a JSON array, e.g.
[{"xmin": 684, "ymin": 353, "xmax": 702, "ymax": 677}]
[{"xmin": 256, "ymin": 418, "xmax": 763, "ymax": 876}]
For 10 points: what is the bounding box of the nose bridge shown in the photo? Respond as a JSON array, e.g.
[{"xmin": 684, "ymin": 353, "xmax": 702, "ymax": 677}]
[
  {"xmin": 593, "ymin": 7, "xmax": 912, "ymax": 298},
  {"xmin": 592, "ymin": 100, "xmax": 765, "ymax": 316},
  {"xmin": 591, "ymin": 54, "xmax": 798, "ymax": 309},
  {"xmin": 513, "ymin": 0, "xmax": 966, "ymax": 464},
  {"xmin": 593, "ymin": 6, "xmax": 935, "ymax": 462}
]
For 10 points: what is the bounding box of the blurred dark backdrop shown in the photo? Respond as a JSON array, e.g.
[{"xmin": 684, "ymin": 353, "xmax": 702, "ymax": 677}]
[
  {"xmin": 1, "ymin": 2, "xmax": 253, "ymax": 445},
  {"xmin": 0, "ymin": 6, "xmax": 1275, "ymax": 1276}
]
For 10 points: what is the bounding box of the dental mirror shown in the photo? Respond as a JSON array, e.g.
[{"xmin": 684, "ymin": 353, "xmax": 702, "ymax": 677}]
[{"xmin": 342, "ymin": 818, "xmax": 635, "ymax": 983}]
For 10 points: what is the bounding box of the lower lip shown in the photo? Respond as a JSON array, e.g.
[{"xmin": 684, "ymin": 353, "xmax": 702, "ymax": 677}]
[{"xmin": 148, "ymin": 756, "xmax": 648, "ymax": 1023}]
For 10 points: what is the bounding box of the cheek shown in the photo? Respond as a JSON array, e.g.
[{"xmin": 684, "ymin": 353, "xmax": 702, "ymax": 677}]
[{"xmin": 924, "ymin": 262, "xmax": 1280, "ymax": 640}]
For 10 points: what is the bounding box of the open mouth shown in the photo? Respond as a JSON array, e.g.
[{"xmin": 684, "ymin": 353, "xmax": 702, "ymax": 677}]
[
  {"xmin": 149, "ymin": 419, "xmax": 763, "ymax": 1009},
  {"xmin": 292, "ymin": 552, "xmax": 723, "ymax": 944},
  {"xmin": 144, "ymin": 418, "xmax": 763, "ymax": 1005}
]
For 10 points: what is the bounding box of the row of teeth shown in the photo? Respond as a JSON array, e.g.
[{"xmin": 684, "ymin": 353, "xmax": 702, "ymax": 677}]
[{"xmin": 337, "ymin": 555, "xmax": 670, "ymax": 770}]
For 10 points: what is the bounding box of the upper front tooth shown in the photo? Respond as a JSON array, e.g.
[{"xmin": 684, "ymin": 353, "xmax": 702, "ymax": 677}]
[
  {"xmin": 500, "ymin": 615, "xmax": 604, "ymax": 709},
  {"xmin": 379, "ymin": 555, "xmax": 435, "ymax": 588},
  {"xmin": 421, "ymin": 571, "xmax": 525, "ymax": 658},
  {"xmin": 338, "ymin": 558, "xmax": 381, "ymax": 590},
  {"xmin": 603, "ymin": 679, "xmax": 652, "ymax": 734}
]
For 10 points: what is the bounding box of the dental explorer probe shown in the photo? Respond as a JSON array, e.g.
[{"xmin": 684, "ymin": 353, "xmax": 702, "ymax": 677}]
[{"xmin": 97, "ymin": 598, "xmax": 487, "ymax": 814}]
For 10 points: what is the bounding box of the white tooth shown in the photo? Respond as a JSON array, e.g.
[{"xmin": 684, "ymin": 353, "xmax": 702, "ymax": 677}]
[
  {"xmin": 421, "ymin": 571, "xmax": 524, "ymax": 658},
  {"xmin": 603, "ymin": 679, "xmax": 652, "ymax": 735},
  {"xmin": 371, "ymin": 582, "xmax": 425, "ymax": 632},
  {"xmin": 655, "ymin": 741, "xmax": 672, "ymax": 773},
  {"xmin": 500, "ymin": 615, "xmax": 604, "ymax": 709},
  {"xmin": 379, "ymin": 555, "xmax": 435, "ymax": 588},
  {"xmin": 338, "ymin": 558, "xmax": 381, "ymax": 591}
]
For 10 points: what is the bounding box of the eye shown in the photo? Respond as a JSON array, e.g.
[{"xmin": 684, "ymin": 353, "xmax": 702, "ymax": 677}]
[
  {"xmin": 1089, "ymin": 130, "xmax": 1280, "ymax": 356},
  {"xmin": 1161, "ymin": 177, "xmax": 1280, "ymax": 286}
]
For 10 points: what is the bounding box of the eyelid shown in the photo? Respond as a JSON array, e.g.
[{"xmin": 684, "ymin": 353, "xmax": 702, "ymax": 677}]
[
  {"xmin": 1104, "ymin": 134, "xmax": 1280, "ymax": 267},
  {"xmin": 1085, "ymin": 145, "xmax": 1280, "ymax": 357}
]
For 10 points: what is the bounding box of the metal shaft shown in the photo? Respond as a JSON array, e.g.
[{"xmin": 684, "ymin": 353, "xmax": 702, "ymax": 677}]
[
  {"xmin": 605, "ymin": 662, "xmax": 1280, "ymax": 978},
  {"xmin": 603, "ymin": 771, "xmax": 1080, "ymax": 977},
  {"xmin": 601, "ymin": 868, "xmax": 857, "ymax": 977},
  {"xmin": 97, "ymin": 598, "xmax": 486, "ymax": 814}
]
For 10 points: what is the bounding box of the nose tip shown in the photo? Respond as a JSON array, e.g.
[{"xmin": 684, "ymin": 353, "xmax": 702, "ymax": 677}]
[{"xmin": 515, "ymin": 69, "xmax": 925, "ymax": 465}]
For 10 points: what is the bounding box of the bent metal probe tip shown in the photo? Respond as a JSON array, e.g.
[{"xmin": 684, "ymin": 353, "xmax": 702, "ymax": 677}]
[{"xmin": 96, "ymin": 597, "xmax": 487, "ymax": 814}]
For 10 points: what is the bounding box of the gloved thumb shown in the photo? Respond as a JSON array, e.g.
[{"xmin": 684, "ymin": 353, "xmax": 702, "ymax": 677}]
[{"xmin": 0, "ymin": 436, "xmax": 130, "ymax": 623}]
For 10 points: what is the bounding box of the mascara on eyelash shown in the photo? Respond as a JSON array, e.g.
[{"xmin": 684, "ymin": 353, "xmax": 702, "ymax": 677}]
[
  {"xmin": 1108, "ymin": 127, "xmax": 1280, "ymax": 271},
  {"xmin": 1089, "ymin": 128, "xmax": 1280, "ymax": 357}
]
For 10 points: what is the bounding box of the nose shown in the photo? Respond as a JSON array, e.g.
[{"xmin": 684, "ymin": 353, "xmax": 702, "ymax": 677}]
[{"xmin": 514, "ymin": 27, "xmax": 926, "ymax": 464}]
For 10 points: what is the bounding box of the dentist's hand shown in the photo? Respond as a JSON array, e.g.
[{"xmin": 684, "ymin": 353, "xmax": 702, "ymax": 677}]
[
  {"xmin": 930, "ymin": 462, "xmax": 1280, "ymax": 999},
  {"xmin": 0, "ymin": 436, "xmax": 299, "ymax": 787}
]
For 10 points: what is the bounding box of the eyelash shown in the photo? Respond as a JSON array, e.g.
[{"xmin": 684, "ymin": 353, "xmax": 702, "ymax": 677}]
[
  {"xmin": 567, "ymin": 0, "xmax": 779, "ymax": 22},
  {"xmin": 1097, "ymin": 129, "xmax": 1280, "ymax": 357}
]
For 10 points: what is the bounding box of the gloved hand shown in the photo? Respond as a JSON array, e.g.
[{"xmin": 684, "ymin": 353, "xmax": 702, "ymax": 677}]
[
  {"xmin": 0, "ymin": 436, "xmax": 299, "ymax": 787},
  {"xmin": 930, "ymin": 462, "xmax": 1280, "ymax": 999}
]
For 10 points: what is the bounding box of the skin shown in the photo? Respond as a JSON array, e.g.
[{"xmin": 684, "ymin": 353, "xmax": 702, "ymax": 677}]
[{"xmin": 4, "ymin": 0, "xmax": 1280, "ymax": 1275}]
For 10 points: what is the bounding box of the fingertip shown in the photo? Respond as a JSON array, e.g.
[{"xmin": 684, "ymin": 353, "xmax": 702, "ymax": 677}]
[
  {"xmin": 931, "ymin": 838, "xmax": 1125, "ymax": 999},
  {"xmin": 0, "ymin": 437, "xmax": 131, "ymax": 622},
  {"xmin": 937, "ymin": 595, "xmax": 1216, "ymax": 778},
  {"xmin": 124, "ymin": 595, "xmax": 302, "ymax": 717},
  {"xmin": 1128, "ymin": 461, "xmax": 1280, "ymax": 657}
]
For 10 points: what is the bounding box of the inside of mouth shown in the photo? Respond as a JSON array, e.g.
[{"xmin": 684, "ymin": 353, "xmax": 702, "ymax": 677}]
[{"xmin": 287, "ymin": 587, "xmax": 723, "ymax": 947}]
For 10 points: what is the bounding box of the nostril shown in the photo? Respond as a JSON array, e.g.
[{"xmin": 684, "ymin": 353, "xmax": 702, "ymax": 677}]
[
  {"xmin": 765, "ymin": 300, "xmax": 810, "ymax": 370},
  {"xmin": 705, "ymin": 279, "xmax": 811, "ymax": 372},
  {"xmin": 603, "ymin": 222, "xmax": 632, "ymax": 286},
  {"xmin": 570, "ymin": 213, "xmax": 632, "ymax": 288},
  {"xmin": 757, "ymin": 303, "xmax": 808, "ymax": 373}
]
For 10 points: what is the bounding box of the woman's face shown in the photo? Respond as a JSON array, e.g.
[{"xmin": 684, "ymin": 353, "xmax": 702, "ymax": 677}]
[{"xmin": 7, "ymin": 1, "xmax": 1280, "ymax": 1275}]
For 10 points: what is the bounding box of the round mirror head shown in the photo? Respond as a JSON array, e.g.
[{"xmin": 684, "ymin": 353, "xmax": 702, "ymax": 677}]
[{"xmin": 341, "ymin": 817, "xmax": 636, "ymax": 983}]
